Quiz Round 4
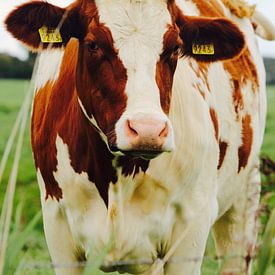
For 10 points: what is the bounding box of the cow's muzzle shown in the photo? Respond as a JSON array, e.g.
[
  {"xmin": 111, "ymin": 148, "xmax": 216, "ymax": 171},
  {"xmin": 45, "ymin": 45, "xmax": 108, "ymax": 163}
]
[{"xmin": 114, "ymin": 113, "xmax": 175, "ymax": 158}]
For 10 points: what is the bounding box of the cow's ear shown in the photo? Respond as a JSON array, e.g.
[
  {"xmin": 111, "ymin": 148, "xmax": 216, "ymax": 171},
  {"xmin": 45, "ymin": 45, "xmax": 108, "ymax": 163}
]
[
  {"xmin": 5, "ymin": 1, "xmax": 83, "ymax": 51},
  {"xmin": 177, "ymin": 15, "xmax": 245, "ymax": 62}
]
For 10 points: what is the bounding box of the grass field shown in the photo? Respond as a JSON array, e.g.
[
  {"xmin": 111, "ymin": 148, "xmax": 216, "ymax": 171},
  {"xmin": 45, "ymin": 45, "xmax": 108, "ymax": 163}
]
[{"xmin": 0, "ymin": 79, "xmax": 274, "ymax": 274}]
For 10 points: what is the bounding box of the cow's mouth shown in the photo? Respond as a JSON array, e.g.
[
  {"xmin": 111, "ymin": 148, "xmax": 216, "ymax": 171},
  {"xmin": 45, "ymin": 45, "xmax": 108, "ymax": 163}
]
[
  {"xmin": 122, "ymin": 150, "xmax": 162, "ymax": 160},
  {"xmin": 110, "ymin": 146, "xmax": 163, "ymax": 160}
]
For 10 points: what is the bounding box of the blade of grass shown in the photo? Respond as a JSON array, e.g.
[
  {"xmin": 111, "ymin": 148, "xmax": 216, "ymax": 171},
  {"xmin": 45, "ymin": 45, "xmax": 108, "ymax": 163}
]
[
  {"xmin": 0, "ymin": 77, "xmax": 33, "ymax": 274},
  {"xmin": 4, "ymin": 211, "xmax": 42, "ymax": 275},
  {"xmin": 257, "ymin": 208, "xmax": 275, "ymax": 275},
  {"xmin": 83, "ymin": 239, "xmax": 114, "ymax": 275}
]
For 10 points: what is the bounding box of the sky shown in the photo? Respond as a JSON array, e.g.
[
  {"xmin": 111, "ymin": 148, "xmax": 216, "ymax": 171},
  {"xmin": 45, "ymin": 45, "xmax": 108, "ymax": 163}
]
[{"xmin": 0, "ymin": 0, "xmax": 275, "ymax": 60}]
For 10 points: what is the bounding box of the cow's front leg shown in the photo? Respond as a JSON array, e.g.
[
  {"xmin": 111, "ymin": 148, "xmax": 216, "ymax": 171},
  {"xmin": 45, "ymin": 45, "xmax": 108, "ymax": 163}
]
[
  {"xmin": 42, "ymin": 199, "xmax": 84, "ymax": 275},
  {"xmin": 163, "ymin": 199, "xmax": 218, "ymax": 275},
  {"xmin": 38, "ymin": 174, "xmax": 83, "ymax": 275},
  {"xmin": 212, "ymin": 164, "xmax": 261, "ymax": 275}
]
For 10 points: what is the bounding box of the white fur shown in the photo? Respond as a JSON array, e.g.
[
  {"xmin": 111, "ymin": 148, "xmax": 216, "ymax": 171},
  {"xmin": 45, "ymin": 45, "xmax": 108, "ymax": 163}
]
[
  {"xmin": 34, "ymin": 49, "xmax": 64, "ymax": 91},
  {"xmin": 175, "ymin": 0, "xmax": 200, "ymax": 15}
]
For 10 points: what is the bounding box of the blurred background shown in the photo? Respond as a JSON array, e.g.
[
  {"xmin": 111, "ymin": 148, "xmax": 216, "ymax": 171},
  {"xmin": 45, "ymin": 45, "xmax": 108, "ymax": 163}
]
[
  {"xmin": 0, "ymin": 1, "xmax": 274, "ymax": 275},
  {"xmin": 0, "ymin": 0, "xmax": 275, "ymax": 81}
]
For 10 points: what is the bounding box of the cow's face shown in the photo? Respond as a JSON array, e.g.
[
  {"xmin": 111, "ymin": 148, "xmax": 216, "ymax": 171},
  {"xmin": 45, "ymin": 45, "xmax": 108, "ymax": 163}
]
[
  {"xmin": 76, "ymin": 1, "xmax": 180, "ymax": 159},
  {"xmin": 5, "ymin": 0, "xmax": 245, "ymax": 159}
]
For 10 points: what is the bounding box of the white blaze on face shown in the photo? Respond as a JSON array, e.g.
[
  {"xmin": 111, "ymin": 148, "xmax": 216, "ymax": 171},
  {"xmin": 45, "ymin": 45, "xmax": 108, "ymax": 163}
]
[{"xmin": 95, "ymin": 0, "xmax": 175, "ymax": 151}]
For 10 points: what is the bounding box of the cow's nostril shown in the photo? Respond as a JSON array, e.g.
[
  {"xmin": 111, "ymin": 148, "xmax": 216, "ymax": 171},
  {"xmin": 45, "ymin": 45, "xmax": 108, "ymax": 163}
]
[
  {"xmin": 126, "ymin": 119, "xmax": 139, "ymax": 138},
  {"xmin": 125, "ymin": 117, "xmax": 169, "ymax": 143},
  {"xmin": 159, "ymin": 122, "xmax": 168, "ymax": 138}
]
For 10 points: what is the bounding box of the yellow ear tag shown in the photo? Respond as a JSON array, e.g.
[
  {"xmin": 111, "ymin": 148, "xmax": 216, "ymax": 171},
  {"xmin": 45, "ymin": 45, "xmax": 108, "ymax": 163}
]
[
  {"xmin": 38, "ymin": 26, "xmax": 63, "ymax": 43},
  {"xmin": 192, "ymin": 43, "xmax": 215, "ymax": 55}
]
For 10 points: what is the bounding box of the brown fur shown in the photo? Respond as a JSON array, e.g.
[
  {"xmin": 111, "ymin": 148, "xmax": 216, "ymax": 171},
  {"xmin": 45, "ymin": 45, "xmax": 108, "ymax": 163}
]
[
  {"xmin": 218, "ymin": 141, "xmax": 228, "ymax": 170},
  {"xmin": 221, "ymin": 0, "xmax": 256, "ymax": 18},
  {"xmin": 192, "ymin": 0, "xmax": 225, "ymax": 17},
  {"xmin": 210, "ymin": 108, "xmax": 219, "ymax": 141},
  {"xmin": 156, "ymin": 26, "xmax": 180, "ymax": 114},
  {"xmin": 238, "ymin": 115, "xmax": 253, "ymax": 172}
]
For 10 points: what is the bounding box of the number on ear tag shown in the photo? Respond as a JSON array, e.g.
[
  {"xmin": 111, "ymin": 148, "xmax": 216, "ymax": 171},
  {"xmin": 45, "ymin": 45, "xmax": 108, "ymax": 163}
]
[
  {"xmin": 38, "ymin": 26, "xmax": 63, "ymax": 43},
  {"xmin": 192, "ymin": 43, "xmax": 215, "ymax": 55}
]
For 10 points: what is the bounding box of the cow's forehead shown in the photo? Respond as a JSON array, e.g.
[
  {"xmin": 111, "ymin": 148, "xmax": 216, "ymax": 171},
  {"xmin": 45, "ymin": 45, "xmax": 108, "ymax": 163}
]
[{"xmin": 95, "ymin": 0, "xmax": 172, "ymax": 69}]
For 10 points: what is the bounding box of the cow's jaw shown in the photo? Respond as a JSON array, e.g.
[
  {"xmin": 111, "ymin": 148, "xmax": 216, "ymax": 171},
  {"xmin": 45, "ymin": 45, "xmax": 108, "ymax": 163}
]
[{"xmin": 95, "ymin": 0, "xmax": 176, "ymax": 156}]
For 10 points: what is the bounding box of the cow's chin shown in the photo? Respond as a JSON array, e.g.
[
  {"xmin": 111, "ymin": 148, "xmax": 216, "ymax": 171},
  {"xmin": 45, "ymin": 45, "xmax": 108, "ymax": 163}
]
[
  {"xmin": 122, "ymin": 150, "xmax": 163, "ymax": 160},
  {"xmin": 110, "ymin": 146, "xmax": 164, "ymax": 160}
]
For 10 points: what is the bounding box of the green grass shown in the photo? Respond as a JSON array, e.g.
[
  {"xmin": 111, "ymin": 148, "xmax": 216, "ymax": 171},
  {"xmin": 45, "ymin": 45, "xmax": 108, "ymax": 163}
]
[
  {"xmin": 0, "ymin": 79, "xmax": 274, "ymax": 274},
  {"xmin": 0, "ymin": 79, "xmax": 51, "ymax": 274},
  {"xmin": 262, "ymin": 85, "xmax": 275, "ymax": 158}
]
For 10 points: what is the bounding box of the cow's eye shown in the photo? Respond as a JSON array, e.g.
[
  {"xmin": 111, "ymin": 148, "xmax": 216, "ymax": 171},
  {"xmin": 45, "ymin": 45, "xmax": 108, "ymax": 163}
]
[
  {"xmin": 173, "ymin": 45, "xmax": 180, "ymax": 55},
  {"xmin": 88, "ymin": 41, "xmax": 99, "ymax": 52},
  {"xmin": 173, "ymin": 45, "xmax": 179, "ymax": 52}
]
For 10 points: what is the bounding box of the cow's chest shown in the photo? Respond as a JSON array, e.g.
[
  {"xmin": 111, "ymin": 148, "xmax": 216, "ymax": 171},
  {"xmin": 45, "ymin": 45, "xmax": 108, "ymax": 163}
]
[{"xmin": 51, "ymin": 136, "xmax": 176, "ymax": 271}]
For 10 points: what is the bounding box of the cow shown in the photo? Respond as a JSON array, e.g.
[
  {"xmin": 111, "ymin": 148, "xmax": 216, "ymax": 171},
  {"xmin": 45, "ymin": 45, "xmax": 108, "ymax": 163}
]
[{"xmin": 5, "ymin": 0, "xmax": 275, "ymax": 274}]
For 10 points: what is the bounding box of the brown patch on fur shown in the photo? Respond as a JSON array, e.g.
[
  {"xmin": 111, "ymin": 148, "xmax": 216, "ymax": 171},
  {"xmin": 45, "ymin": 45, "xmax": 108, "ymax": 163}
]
[
  {"xmin": 198, "ymin": 63, "xmax": 211, "ymax": 91},
  {"xmin": 32, "ymin": 81, "xmax": 63, "ymax": 201},
  {"xmin": 193, "ymin": 0, "xmax": 255, "ymax": 19},
  {"xmin": 232, "ymin": 79, "xmax": 244, "ymax": 116},
  {"xmin": 252, "ymin": 22, "xmax": 258, "ymax": 31},
  {"xmin": 224, "ymin": 49, "xmax": 259, "ymax": 93},
  {"xmin": 156, "ymin": 26, "xmax": 180, "ymax": 114},
  {"xmin": 223, "ymin": 49, "xmax": 259, "ymax": 117},
  {"xmin": 192, "ymin": 83, "xmax": 205, "ymax": 99},
  {"xmin": 209, "ymin": 108, "xmax": 219, "ymax": 141},
  {"xmin": 189, "ymin": 61, "xmax": 211, "ymax": 93},
  {"xmin": 192, "ymin": 0, "xmax": 225, "ymax": 17},
  {"xmin": 238, "ymin": 114, "xmax": 253, "ymax": 172},
  {"xmin": 218, "ymin": 141, "xmax": 228, "ymax": 169},
  {"xmin": 221, "ymin": 0, "xmax": 256, "ymax": 18},
  {"xmin": 116, "ymin": 157, "xmax": 149, "ymax": 177}
]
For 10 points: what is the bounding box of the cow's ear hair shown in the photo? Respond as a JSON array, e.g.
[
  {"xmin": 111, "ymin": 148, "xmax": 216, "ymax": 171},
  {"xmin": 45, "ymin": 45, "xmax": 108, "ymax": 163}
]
[
  {"xmin": 176, "ymin": 15, "xmax": 245, "ymax": 62},
  {"xmin": 5, "ymin": 1, "xmax": 84, "ymax": 51}
]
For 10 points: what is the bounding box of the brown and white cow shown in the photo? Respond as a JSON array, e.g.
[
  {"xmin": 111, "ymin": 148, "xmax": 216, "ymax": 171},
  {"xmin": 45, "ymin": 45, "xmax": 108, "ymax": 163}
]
[{"xmin": 5, "ymin": 0, "xmax": 275, "ymax": 274}]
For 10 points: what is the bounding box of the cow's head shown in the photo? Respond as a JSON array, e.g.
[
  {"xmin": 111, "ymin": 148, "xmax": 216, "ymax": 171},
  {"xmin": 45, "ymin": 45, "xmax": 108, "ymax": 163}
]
[{"xmin": 5, "ymin": 0, "xmax": 245, "ymax": 160}]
